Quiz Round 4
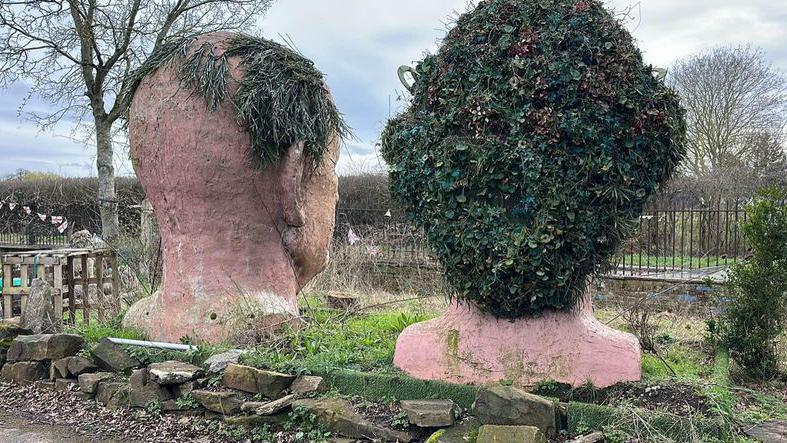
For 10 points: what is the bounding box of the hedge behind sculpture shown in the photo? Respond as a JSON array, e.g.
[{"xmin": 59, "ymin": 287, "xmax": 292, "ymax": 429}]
[{"xmin": 381, "ymin": 0, "xmax": 687, "ymax": 318}]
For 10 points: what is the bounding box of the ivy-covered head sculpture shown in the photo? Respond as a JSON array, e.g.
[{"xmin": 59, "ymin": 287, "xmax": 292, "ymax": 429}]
[{"xmin": 382, "ymin": 0, "xmax": 687, "ymax": 318}]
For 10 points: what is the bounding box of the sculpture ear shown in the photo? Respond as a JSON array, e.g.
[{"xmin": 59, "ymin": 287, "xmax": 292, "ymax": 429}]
[{"xmin": 279, "ymin": 140, "xmax": 306, "ymax": 227}]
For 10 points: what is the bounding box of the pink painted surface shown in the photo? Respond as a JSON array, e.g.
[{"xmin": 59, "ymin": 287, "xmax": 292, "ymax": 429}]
[
  {"xmin": 394, "ymin": 296, "xmax": 641, "ymax": 388},
  {"xmin": 124, "ymin": 33, "xmax": 339, "ymax": 343}
]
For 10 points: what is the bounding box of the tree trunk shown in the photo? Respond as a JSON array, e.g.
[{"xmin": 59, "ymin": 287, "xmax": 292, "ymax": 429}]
[{"xmin": 95, "ymin": 117, "xmax": 120, "ymax": 242}]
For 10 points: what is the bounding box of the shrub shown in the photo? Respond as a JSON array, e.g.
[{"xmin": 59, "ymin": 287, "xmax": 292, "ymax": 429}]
[
  {"xmin": 381, "ymin": 0, "xmax": 686, "ymax": 317},
  {"xmin": 712, "ymin": 188, "xmax": 787, "ymax": 379},
  {"xmin": 0, "ymin": 176, "xmax": 143, "ymax": 236}
]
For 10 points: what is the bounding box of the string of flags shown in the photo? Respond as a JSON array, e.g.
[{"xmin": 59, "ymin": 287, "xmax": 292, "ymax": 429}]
[
  {"xmin": 345, "ymin": 209, "xmax": 391, "ymax": 259},
  {"xmin": 0, "ymin": 199, "xmax": 70, "ymax": 233}
]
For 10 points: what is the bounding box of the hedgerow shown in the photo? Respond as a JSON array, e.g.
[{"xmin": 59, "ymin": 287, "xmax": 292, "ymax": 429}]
[
  {"xmin": 381, "ymin": 0, "xmax": 687, "ymax": 318},
  {"xmin": 0, "ymin": 176, "xmax": 143, "ymax": 236}
]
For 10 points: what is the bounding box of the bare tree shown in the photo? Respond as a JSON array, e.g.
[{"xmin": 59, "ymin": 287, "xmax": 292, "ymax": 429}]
[
  {"xmin": 670, "ymin": 46, "xmax": 787, "ymax": 177},
  {"xmin": 0, "ymin": 0, "xmax": 274, "ymax": 241}
]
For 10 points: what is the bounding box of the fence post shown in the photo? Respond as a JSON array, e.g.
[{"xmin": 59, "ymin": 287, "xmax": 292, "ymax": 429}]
[{"xmin": 2, "ymin": 263, "xmax": 12, "ymax": 319}]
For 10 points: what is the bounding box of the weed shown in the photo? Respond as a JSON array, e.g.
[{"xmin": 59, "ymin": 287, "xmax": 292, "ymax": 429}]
[
  {"xmin": 67, "ymin": 313, "xmax": 145, "ymax": 345},
  {"xmin": 392, "ymin": 410, "xmax": 410, "ymax": 428},
  {"xmin": 284, "ymin": 406, "xmax": 332, "ymax": 442},
  {"xmin": 145, "ymin": 400, "xmax": 162, "ymax": 417},
  {"xmin": 175, "ymin": 394, "xmax": 200, "ymax": 410},
  {"xmin": 205, "ymin": 373, "xmax": 224, "ymax": 388}
]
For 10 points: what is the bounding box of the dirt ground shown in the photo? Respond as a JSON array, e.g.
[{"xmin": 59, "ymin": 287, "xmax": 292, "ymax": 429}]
[{"xmin": 0, "ymin": 409, "xmax": 124, "ymax": 443}]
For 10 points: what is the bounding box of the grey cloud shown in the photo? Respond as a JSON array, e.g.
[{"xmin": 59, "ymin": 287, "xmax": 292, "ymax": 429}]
[{"xmin": 0, "ymin": 0, "xmax": 784, "ymax": 177}]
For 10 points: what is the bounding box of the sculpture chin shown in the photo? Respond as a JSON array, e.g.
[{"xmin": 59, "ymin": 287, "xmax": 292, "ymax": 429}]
[
  {"xmin": 123, "ymin": 289, "xmax": 300, "ymax": 344},
  {"xmin": 393, "ymin": 294, "xmax": 641, "ymax": 388}
]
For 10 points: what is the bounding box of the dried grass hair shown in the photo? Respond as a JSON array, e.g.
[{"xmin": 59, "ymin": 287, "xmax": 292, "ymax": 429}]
[{"xmin": 125, "ymin": 34, "xmax": 349, "ymax": 168}]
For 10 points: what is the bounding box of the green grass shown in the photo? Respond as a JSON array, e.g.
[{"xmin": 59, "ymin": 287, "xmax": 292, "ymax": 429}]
[
  {"xmin": 65, "ymin": 312, "xmax": 146, "ymax": 344},
  {"xmin": 567, "ymin": 402, "xmax": 726, "ymax": 442},
  {"xmin": 241, "ymin": 309, "xmax": 434, "ymax": 374},
  {"xmin": 641, "ymin": 345, "xmax": 710, "ymax": 380}
]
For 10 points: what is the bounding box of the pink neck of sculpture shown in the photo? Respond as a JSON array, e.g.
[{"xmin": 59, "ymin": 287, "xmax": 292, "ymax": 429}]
[{"xmin": 157, "ymin": 210, "xmax": 298, "ymax": 304}]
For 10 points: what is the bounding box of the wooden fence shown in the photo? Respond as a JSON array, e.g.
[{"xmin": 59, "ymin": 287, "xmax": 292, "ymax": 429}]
[{"xmin": 1, "ymin": 248, "xmax": 120, "ymax": 325}]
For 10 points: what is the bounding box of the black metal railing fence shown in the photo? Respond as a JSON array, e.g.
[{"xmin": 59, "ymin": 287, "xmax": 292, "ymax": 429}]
[{"xmin": 333, "ymin": 199, "xmax": 758, "ymax": 277}]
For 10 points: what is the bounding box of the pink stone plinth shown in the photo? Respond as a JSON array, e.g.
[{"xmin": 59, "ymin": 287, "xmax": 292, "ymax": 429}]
[
  {"xmin": 123, "ymin": 33, "xmax": 339, "ymax": 343},
  {"xmin": 394, "ymin": 299, "xmax": 641, "ymax": 388}
]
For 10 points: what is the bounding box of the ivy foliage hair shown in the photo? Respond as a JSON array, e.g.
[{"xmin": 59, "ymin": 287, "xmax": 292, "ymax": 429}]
[
  {"xmin": 126, "ymin": 34, "xmax": 349, "ymax": 168},
  {"xmin": 381, "ymin": 0, "xmax": 687, "ymax": 318}
]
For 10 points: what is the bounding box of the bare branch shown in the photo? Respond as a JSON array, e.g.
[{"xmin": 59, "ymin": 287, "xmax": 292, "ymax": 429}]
[{"xmin": 669, "ymin": 45, "xmax": 787, "ymax": 177}]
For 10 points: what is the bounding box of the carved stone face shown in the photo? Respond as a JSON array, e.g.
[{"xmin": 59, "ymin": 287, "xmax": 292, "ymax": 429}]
[{"xmin": 123, "ymin": 33, "xmax": 339, "ymax": 343}]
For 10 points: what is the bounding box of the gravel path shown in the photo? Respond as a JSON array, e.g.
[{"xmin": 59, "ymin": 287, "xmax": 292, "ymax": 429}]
[
  {"xmin": 0, "ymin": 382, "xmax": 230, "ymax": 443},
  {"xmin": 0, "ymin": 409, "xmax": 115, "ymax": 443}
]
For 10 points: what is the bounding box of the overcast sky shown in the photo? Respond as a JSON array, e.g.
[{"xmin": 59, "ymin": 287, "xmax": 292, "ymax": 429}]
[{"xmin": 1, "ymin": 0, "xmax": 785, "ymax": 177}]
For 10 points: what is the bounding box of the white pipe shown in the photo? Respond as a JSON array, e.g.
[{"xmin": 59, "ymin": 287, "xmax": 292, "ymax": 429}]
[
  {"xmin": 108, "ymin": 337, "xmax": 198, "ymax": 352},
  {"xmin": 107, "ymin": 337, "xmax": 246, "ymax": 354}
]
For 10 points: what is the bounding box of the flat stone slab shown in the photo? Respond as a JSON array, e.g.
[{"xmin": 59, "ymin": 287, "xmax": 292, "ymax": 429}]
[
  {"xmin": 473, "ymin": 386, "xmax": 556, "ymax": 437},
  {"xmin": 54, "ymin": 378, "xmax": 78, "ymax": 392},
  {"xmin": 290, "ymin": 375, "xmax": 327, "ymax": 395},
  {"xmin": 191, "ymin": 390, "xmax": 243, "ymax": 415},
  {"xmin": 745, "ymin": 420, "xmax": 787, "ymax": 443},
  {"xmin": 401, "ymin": 399, "xmax": 456, "ymax": 428},
  {"xmin": 95, "ymin": 382, "xmax": 131, "ymax": 410},
  {"xmin": 222, "ymin": 364, "xmax": 294, "ymax": 398},
  {"xmin": 78, "ymin": 372, "xmax": 116, "ymax": 394},
  {"xmin": 203, "ymin": 350, "xmax": 243, "ymax": 374},
  {"xmin": 67, "ymin": 356, "xmax": 98, "ymax": 376},
  {"xmin": 127, "ymin": 368, "xmax": 172, "ymax": 408},
  {"xmin": 51, "ymin": 356, "xmax": 98, "ymax": 379},
  {"xmin": 0, "ymin": 323, "xmax": 32, "ymax": 341},
  {"xmin": 292, "ymin": 398, "xmax": 412, "ymax": 442},
  {"xmin": 7, "ymin": 334, "xmax": 83, "ymax": 362},
  {"xmin": 90, "ymin": 338, "xmax": 140, "ymax": 372},
  {"xmin": 241, "ymin": 401, "xmax": 268, "ymax": 413},
  {"xmin": 1, "ymin": 361, "xmax": 48, "ymax": 385},
  {"xmin": 148, "ymin": 361, "xmax": 204, "ymax": 385},
  {"xmin": 477, "ymin": 425, "xmax": 545, "ymax": 443},
  {"xmin": 256, "ymin": 394, "xmax": 297, "ymax": 416}
]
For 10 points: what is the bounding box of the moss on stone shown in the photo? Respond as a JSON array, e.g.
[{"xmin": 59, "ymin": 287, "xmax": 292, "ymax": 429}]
[
  {"xmin": 426, "ymin": 429, "xmax": 446, "ymax": 443},
  {"xmin": 446, "ymin": 329, "xmax": 460, "ymax": 356}
]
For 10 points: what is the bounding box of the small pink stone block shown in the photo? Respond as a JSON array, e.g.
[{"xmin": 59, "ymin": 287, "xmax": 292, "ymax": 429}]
[{"xmin": 394, "ymin": 299, "xmax": 641, "ymax": 388}]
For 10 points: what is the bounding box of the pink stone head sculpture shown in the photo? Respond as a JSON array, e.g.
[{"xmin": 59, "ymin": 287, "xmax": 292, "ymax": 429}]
[{"xmin": 123, "ymin": 33, "xmax": 344, "ymax": 343}]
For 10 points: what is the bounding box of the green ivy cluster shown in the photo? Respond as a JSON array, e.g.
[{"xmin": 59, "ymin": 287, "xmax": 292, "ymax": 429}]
[{"xmin": 381, "ymin": 0, "xmax": 686, "ymax": 318}]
